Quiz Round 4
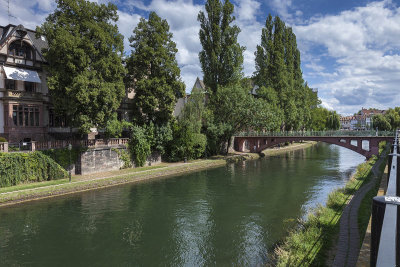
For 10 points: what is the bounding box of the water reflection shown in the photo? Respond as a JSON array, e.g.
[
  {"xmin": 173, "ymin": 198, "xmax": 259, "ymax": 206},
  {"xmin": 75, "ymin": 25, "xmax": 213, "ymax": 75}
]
[{"xmin": 0, "ymin": 143, "xmax": 365, "ymax": 266}]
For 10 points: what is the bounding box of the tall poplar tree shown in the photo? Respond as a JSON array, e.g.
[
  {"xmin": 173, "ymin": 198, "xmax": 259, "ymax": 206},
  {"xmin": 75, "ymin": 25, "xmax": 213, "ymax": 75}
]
[
  {"xmin": 254, "ymin": 15, "xmax": 319, "ymax": 131},
  {"xmin": 198, "ymin": 0, "xmax": 245, "ymax": 94},
  {"xmin": 37, "ymin": 0, "xmax": 126, "ymax": 133},
  {"xmin": 126, "ymin": 12, "xmax": 185, "ymax": 126}
]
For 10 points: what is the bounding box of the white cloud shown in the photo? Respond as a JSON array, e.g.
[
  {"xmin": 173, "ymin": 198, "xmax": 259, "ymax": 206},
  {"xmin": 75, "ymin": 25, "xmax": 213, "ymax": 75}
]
[
  {"xmin": 117, "ymin": 10, "xmax": 141, "ymax": 53},
  {"xmin": 293, "ymin": 0, "xmax": 400, "ymax": 114}
]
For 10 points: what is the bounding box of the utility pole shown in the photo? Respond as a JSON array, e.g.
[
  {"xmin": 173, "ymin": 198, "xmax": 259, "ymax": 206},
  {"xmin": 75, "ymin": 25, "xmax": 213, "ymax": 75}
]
[{"xmin": 6, "ymin": 0, "xmax": 16, "ymax": 24}]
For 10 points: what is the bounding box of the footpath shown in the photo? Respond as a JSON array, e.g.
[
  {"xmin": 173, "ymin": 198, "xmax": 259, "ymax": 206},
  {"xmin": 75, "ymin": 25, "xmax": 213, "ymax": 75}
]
[
  {"xmin": 332, "ymin": 148, "xmax": 388, "ymax": 267},
  {"xmin": 0, "ymin": 141, "xmax": 315, "ymax": 207}
]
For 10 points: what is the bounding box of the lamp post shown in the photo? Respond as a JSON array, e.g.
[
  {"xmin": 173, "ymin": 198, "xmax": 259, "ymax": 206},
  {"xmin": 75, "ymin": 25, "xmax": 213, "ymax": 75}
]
[{"xmin": 68, "ymin": 144, "xmax": 72, "ymax": 182}]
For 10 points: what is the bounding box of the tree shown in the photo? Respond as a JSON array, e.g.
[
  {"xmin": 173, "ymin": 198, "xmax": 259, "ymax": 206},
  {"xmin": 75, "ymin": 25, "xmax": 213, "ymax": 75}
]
[
  {"xmin": 254, "ymin": 15, "xmax": 319, "ymax": 131},
  {"xmin": 326, "ymin": 111, "xmax": 340, "ymax": 130},
  {"xmin": 205, "ymin": 84, "xmax": 279, "ymax": 155},
  {"xmin": 126, "ymin": 12, "xmax": 185, "ymax": 126},
  {"xmin": 310, "ymin": 107, "xmax": 329, "ymax": 131},
  {"xmin": 37, "ymin": 0, "xmax": 125, "ymax": 133},
  {"xmin": 198, "ymin": 0, "xmax": 245, "ymax": 94},
  {"xmin": 129, "ymin": 125, "xmax": 152, "ymax": 167},
  {"xmin": 384, "ymin": 108, "xmax": 400, "ymax": 130},
  {"xmin": 373, "ymin": 114, "xmax": 391, "ymax": 131}
]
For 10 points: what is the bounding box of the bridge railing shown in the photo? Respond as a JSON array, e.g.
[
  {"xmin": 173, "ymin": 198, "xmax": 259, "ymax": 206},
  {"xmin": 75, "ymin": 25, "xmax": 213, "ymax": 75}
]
[
  {"xmin": 235, "ymin": 130, "xmax": 395, "ymax": 137},
  {"xmin": 371, "ymin": 129, "xmax": 399, "ymax": 266}
]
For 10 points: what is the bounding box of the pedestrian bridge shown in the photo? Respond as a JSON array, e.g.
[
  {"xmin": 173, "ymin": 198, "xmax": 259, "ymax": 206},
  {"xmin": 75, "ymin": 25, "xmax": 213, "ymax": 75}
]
[{"xmin": 234, "ymin": 131, "xmax": 394, "ymax": 158}]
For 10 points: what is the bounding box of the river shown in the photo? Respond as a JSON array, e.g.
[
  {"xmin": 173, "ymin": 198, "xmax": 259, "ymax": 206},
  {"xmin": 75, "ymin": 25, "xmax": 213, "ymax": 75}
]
[{"xmin": 0, "ymin": 143, "xmax": 365, "ymax": 266}]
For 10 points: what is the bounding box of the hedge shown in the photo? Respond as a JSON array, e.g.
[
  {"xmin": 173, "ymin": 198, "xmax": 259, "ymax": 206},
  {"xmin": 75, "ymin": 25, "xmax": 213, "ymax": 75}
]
[
  {"xmin": 0, "ymin": 152, "xmax": 68, "ymax": 188},
  {"xmin": 41, "ymin": 147, "xmax": 85, "ymax": 169}
]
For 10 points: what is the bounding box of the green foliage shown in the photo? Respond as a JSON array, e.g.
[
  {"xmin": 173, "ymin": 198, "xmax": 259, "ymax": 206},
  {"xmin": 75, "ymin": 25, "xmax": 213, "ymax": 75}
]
[
  {"xmin": 326, "ymin": 111, "xmax": 340, "ymax": 130},
  {"xmin": 383, "ymin": 108, "xmax": 400, "ymax": 130},
  {"xmin": 41, "ymin": 147, "xmax": 84, "ymax": 169},
  {"xmin": 147, "ymin": 122, "xmax": 173, "ymax": 155},
  {"xmin": 105, "ymin": 114, "xmax": 132, "ymax": 138},
  {"xmin": 0, "ymin": 137, "xmax": 7, "ymax": 142},
  {"xmin": 165, "ymin": 122, "xmax": 207, "ymax": 162},
  {"xmin": 112, "ymin": 148, "xmax": 132, "ymax": 169},
  {"xmin": 372, "ymin": 114, "xmax": 391, "ymax": 131},
  {"xmin": 205, "ymin": 84, "xmax": 281, "ymax": 155},
  {"xmin": 276, "ymin": 157, "xmax": 376, "ymax": 266},
  {"xmin": 198, "ymin": 0, "xmax": 245, "ymax": 93},
  {"xmin": 0, "ymin": 152, "xmax": 67, "ymax": 188},
  {"xmin": 37, "ymin": 0, "xmax": 126, "ymax": 133},
  {"xmin": 310, "ymin": 107, "xmax": 340, "ymax": 131},
  {"xmin": 254, "ymin": 15, "xmax": 320, "ymax": 131},
  {"xmin": 129, "ymin": 125, "xmax": 151, "ymax": 167},
  {"xmin": 126, "ymin": 12, "xmax": 185, "ymax": 126}
]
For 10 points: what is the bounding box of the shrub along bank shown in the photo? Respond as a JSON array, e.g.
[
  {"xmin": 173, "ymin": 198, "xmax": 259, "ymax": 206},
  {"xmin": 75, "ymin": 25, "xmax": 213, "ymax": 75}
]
[
  {"xmin": 275, "ymin": 155, "xmax": 379, "ymax": 266},
  {"xmin": 0, "ymin": 152, "xmax": 67, "ymax": 188}
]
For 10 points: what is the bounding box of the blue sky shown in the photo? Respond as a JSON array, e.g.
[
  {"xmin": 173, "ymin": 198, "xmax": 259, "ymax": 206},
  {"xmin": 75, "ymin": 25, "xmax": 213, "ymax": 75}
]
[{"xmin": 1, "ymin": 0, "xmax": 400, "ymax": 115}]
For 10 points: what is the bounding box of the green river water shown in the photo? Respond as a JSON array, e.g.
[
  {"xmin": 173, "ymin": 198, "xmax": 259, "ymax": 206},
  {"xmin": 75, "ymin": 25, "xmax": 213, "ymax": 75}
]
[{"xmin": 0, "ymin": 143, "xmax": 365, "ymax": 266}]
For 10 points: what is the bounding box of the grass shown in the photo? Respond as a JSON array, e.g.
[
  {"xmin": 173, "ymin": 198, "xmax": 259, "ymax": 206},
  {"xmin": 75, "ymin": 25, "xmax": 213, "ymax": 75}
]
[
  {"xmin": 275, "ymin": 156, "xmax": 378, "ymax": 267},
  {"xmin": 357, "ymin": 142, "xmax": 388, "ymax": 245}
]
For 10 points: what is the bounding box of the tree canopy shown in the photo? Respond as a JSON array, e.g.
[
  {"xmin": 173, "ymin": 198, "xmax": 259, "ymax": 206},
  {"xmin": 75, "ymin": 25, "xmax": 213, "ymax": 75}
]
[
  {"xmin": 198, "ymin": 0, "xmax": 245, "ymax": 94},
  {"xmin": 37, "ymin": 0, "xmax": 126, "ymax": 133},
  {"xmin": 126, "ymin": 12, "xmax": 185, "ymax": 126},
  {"xmin": 254, "ymin": 15, "xmax": 320, "ymax": 131}
]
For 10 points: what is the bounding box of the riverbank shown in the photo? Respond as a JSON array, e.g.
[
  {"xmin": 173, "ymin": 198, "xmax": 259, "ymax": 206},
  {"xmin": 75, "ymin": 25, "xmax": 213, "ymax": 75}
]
[
  {"xmin": 275, "ymin": 144, "xmax": 388, "ymax": 266},
  {"xmin": 0, "ymin": 141, "xmax": 316, "ymax": 207}
]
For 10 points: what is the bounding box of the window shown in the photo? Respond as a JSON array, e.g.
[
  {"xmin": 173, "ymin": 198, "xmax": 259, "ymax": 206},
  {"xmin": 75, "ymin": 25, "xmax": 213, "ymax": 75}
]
[
  {"xmin": 25, "ymin": 82, "xmax": 35, "ymax": 92},
  {"xmin": 8, "ymin": 41, "xmax": 33, "ymax": 60},
  {"xmin": 12, "ymin": 105, "xmax": 40, "ymax": 127},
  {"xmin": 5, "ymin": 79, "xmax": 15, "ymax": 90},
  {"xmin": 49, "ymin": 109, "xmax": 67, "ymax": 127}
]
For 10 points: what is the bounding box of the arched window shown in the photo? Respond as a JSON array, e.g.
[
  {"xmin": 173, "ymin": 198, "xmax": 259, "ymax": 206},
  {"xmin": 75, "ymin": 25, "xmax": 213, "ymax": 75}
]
[{"xmin": 8, "ymin": 41, "xmax": 33, "ymax": 60}]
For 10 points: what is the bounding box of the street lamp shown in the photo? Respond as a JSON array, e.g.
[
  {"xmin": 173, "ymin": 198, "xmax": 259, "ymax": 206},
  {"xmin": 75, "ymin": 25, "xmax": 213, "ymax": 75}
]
[{"xmin": 68, "ymin": 144, "xmax": 72, "ymax": 182}]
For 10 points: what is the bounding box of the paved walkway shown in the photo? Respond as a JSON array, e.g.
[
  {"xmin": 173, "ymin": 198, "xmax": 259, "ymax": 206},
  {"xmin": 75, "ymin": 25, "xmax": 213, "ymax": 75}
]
[{"xmin": 332, "ymin": 152, "xmax": 387, "ymax": 267}]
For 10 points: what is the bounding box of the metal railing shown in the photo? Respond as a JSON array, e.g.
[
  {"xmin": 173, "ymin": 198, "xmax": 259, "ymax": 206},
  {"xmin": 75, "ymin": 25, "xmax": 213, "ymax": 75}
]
[
  {"xmin": 235, "ymin": 130, "xmax": 395, "ymax": 137},
  {"xmin": 371, "ymin": 129, "xmax": 399, "ymax": 266}
]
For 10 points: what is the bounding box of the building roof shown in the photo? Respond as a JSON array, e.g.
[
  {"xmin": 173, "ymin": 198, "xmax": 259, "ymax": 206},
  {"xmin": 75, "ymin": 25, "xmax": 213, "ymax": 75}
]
[{"xmin": 0, "ymin": 24, "xmax": 47, "ymax": 61}]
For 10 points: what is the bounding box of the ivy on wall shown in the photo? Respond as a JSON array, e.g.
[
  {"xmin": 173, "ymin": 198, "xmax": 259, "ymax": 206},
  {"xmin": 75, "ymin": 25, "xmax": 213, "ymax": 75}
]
[
  {"xmin": 0, "ymin": 152, "xmax": 67, "ymax": 188},
  {"xmin": 41, "ymin": 147, "xmax": 86, "ymax": 169}
]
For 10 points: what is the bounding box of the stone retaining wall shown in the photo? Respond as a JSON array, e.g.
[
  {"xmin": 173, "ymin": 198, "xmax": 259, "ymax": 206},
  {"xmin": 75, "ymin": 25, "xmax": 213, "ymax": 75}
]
[{"xmin": 76, "ymin": 147, "xmax": 161, "ymax": 175}]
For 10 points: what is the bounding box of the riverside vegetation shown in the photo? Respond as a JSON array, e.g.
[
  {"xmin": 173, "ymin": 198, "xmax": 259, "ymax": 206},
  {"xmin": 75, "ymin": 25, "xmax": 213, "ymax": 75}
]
[
  {"xmin": 275, "ymin": 141, "xmax": 387, "ymax": 266},
  {"xmin": 0, "ymin": 152, "xmax": 67, "ymax": 188}
]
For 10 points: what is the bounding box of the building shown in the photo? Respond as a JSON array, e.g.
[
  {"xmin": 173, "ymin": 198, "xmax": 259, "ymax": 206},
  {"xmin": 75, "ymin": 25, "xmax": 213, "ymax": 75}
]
[
  {"xmin": 0, "ymin": 24, "xmax": 50, "ymax": 143},
  {"xmin": 0, "ymin": 24, "xmax": 135, "ymax": 143},
  {"xmin": 173, "ymin": 77, "xmax": 208, "ymax": 117},
  {"xmin": 340, "ymin": 108, "xmax": 386, "ymax": 130}
]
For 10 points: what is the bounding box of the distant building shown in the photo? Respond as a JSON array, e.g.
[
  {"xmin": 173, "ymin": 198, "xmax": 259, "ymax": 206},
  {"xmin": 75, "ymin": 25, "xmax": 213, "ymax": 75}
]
[{"xmin": 340, "ymin": 107, "xmax": 386, "ymax": 130}]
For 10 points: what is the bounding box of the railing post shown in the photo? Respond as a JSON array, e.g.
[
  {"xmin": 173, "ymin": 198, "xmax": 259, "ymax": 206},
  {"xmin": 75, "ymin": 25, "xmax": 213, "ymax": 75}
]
[{"xmin": 31, "ymin": 141, "xmax": 36, "ymax": 152}]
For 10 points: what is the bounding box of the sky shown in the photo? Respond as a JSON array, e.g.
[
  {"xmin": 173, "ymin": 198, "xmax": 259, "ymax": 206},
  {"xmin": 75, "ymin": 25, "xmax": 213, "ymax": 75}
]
[{"xmin": 1, "ymin": 0, "xmax": 400, "ymax": 115}]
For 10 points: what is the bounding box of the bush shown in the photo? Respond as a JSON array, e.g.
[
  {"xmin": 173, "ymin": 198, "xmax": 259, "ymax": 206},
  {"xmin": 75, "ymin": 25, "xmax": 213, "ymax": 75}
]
[
  {"xmin": 0, "ymin": 137, "xmax": 7, "ymax": 142},
  {"xmin": 41, "ymin": 147, "xmax": 85, "ymax": 169},
  {"xmin": 129, "ymin": 125, "xmax": 151, "ymax": 167},
  {"xmin": 0, "ymin": 152, "xmax": 67, "ymax": 188}
]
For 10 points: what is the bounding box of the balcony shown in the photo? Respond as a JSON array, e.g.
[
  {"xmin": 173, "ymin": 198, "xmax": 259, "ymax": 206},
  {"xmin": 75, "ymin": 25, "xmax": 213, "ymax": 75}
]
[{"xmin": 2, "ymin": 90, "xmax": 49, "ymax": 102}]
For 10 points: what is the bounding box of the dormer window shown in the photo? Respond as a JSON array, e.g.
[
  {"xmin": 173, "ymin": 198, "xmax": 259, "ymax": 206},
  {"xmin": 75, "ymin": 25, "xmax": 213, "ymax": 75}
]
[{"xmin": 8, "ymin": 41, "xmax": 33, "ymax": 60}]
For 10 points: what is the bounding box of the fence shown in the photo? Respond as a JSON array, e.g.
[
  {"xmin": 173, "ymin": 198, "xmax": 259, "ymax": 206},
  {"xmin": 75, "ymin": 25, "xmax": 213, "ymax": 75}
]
[
  {"xmin": 235, "ymin": 130, "xmax": 395, "ymax": 137},
  {"xmin": 0, "ymin": 138, "xmax": 129, "ymax": 152},
  {"xmin": 371, "ymin": 129, "xmax": 400, "ymax": 266}
]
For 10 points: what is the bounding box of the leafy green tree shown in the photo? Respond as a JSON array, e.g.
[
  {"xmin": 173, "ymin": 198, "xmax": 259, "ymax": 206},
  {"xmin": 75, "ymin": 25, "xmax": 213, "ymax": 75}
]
[
  {"xmin": 254, "ymin": 14, "xmax": 319, "ymax": 131},
  {"xmin": 310, "ymin": 107, "xmax": 329, "ymax": 131},
  {"xmin": 179, "ymin": 86, "xmax": 206, "ymax": 133},
  {"xmin": 384, "ymin": 108, "xmax": 400, "ymax": 130},
  {"xmin": 326, "ymin": 111, "xmax": 340, "ymax": 130},
  {"xmin": 198, "ymin": 0, "xmax": 245, "ymax": 94},
  {"xmin": 126, "ymin": 12, "xmax": 185, "ymax": 126},
  {"xmin": 205, "ymin": 84, "xmax": 279, "ymax": 155},
  {"xmin": 373, "ymin": 114, "xmax": 391, "ymax": 131},
  {"xmin": 105, "ymin": 114, "xmax": 132, "ymax": 138},
  {"xmin": 37, "ymin": 0, "xmax": 125, "ymax": 133}
]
